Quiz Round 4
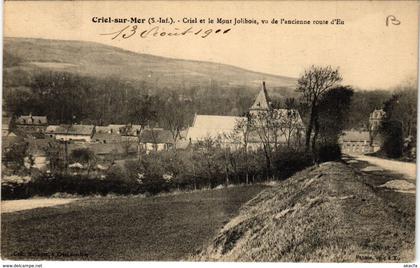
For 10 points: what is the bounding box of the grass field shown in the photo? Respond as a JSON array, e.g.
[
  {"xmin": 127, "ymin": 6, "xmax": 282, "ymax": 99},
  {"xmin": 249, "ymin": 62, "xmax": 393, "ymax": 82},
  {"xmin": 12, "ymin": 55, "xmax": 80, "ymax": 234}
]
[{"xmin": 1, "ymin": 185, "xmax": 267, "ymax": 260}]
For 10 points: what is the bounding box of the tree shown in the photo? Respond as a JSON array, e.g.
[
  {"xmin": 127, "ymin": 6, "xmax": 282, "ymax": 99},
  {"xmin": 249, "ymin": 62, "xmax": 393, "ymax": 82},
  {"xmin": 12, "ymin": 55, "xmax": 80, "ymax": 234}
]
[
  {"xmin": 379, "ymin": 120, "xmax": 403, "ymax": 158},
  {"xmin": 3, "ymin": 141, "xmax": 28, "ymax": 172},
  {"xmin": 317, "ymin": 86, "xmax": 354, "ymax": 144},
  {"xmin": 233, "ymin": 115, "xmax": 254, "ymax": 183},
  {"xmin": 296, "ymin": 65, "xmax": 342, "ymax": 153},
  {"xmin": 70, "ymin": 148, "xmax": 97, "ymax": 176},
  {"xmin": 382, "ymin": 81, "xmax": 417, "ymax": 140},
  {"xmin": 279, "ymin": 109, "xmax": 304, "ymax": 149},
  {"xmin": 44, "ymin": 141, "xmax": 62, "ymax": 173},
  {"xmin": 161, "ymin": 92, "xmax": 190, "ymax": 148},
  {"xmin": 249, "ymin": 110, "xmax": 286, "ymax": 179}
]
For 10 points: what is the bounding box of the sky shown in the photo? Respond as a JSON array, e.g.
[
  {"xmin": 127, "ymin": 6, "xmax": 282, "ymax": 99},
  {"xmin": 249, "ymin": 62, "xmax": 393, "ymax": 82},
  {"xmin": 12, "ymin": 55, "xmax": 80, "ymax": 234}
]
[{"xmin": 4, "ymin": 1, "xmax": 419, "ymax": 90}]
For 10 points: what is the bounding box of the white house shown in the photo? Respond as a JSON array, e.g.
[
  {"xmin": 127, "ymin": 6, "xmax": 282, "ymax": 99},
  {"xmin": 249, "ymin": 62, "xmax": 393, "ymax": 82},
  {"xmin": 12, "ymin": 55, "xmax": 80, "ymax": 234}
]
[
  {"xmin": 187, "ymin": 82, "xmax": 305, "ymax": 150},
  {"xmin": 47, "ymin": 125, "xmax": 95, "ymax": 142}
]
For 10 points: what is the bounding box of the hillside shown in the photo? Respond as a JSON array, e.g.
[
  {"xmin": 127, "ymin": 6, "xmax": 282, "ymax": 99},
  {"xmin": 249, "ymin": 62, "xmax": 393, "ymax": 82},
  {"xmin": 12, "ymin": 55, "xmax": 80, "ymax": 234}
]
[
  {"xmin": 194, "ymin": 162, "xmax": 414, "ymax": 262},
  {"xmin": 4, "ymin": 37, "xmax": 297, "ymax": 96}
]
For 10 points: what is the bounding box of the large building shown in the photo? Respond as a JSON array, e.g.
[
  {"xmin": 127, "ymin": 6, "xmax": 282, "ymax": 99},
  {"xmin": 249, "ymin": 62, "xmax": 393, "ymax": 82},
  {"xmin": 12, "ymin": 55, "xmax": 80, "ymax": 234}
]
[{"xmin": 186, "ymin": 82, "xmax": 305, "ymax": 150}]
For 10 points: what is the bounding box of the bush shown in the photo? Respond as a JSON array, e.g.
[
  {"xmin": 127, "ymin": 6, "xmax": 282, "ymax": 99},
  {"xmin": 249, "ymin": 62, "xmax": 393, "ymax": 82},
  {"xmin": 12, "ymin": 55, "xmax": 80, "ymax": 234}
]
[
  {"xmin": 2, "ymin": 146, "xmax": 317, "ymax": 200},
  {"xmin": 272, "ymin": 149, "xmax": 313, "ymax": 179},
  {"xmin": 316, "ymin": 143, "xmax": 342, "ymax": 162},
  {"xmin": 379, "ymin": 120, "xmax": 403, "ymax": 158}
]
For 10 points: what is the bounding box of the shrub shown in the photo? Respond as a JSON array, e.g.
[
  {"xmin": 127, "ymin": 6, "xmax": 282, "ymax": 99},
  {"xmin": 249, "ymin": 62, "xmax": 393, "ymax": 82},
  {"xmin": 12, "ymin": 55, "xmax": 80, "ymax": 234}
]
[
  {"xmin": 316, "ymin": 143, "xmax": 342, "ymax": 162},
  {"xmin": 379, "ymin": 120, "xmax": 403, "ymax": 158},
  {"xmin": 272, "ymin": 149, "xmax": 313, "ymax": 179}
]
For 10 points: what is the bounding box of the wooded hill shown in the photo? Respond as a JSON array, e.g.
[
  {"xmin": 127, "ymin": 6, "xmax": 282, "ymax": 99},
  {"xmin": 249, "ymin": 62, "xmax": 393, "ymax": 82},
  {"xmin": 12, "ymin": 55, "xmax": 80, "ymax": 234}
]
[{"xmin": 3, "ymin": 37, "xmax": 414, "ymax": 132}]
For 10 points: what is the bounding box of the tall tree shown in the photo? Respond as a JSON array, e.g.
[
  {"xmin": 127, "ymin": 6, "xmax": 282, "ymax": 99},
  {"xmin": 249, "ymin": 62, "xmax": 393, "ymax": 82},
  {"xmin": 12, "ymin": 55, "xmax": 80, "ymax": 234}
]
[
  {"xmin": 296, "ymin": 65, "xmax": 342, "ymax": 152},
  {"xmin": 317, "ymin": 86, "xmax": 354, "ymax": 144}
]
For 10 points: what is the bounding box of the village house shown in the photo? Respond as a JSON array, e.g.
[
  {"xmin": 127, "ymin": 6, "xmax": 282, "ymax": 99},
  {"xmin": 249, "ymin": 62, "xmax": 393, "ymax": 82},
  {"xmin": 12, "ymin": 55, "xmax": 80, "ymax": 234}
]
[
  {"xmin": 339, "ymin": 109, "xmax": 385, "ymax": 155},
  {"xmin": 46, "ymin": 124, "xmax": 95, "ymax": 142},
  {"xmin": 15, "ymin": 114, "xmax": 48, "ymax": 135},
  {"xmin": 186, "ymin": 82, "xmax": 305, "ymax": 150},
  {"xmin": 339, "ymin": 130, "xmax": 373, "ymax": 154},
  {"xmin": 139, "ymin": 128, "xmax": 175, "ymax": 153}
]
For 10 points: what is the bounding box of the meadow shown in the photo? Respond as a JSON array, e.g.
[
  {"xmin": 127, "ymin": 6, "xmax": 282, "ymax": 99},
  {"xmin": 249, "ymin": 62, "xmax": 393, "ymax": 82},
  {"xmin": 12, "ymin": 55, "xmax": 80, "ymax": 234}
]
[{"xmin": 1, "ymin": 185, "xmax": 266, "ymax": 260}]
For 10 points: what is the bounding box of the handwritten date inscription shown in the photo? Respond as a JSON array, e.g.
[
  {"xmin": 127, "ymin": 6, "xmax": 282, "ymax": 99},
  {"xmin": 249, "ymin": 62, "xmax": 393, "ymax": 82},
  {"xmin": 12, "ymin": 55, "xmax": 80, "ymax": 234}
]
[{"xmin": 101, "ymin": 25, "xmax": 232, "ymax": 40}]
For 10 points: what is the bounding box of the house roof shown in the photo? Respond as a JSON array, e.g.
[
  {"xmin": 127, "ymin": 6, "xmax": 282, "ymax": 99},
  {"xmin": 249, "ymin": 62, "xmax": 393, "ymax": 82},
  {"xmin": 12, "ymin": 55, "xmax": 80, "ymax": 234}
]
[
  {"xmin": 45, "ymin": 125, "xmax": 94, "ymax": 136},
  {"xmin": 187, "ymin": 110, "xmax": 304, "ymax": 144},
  {"xmin": 16, "ymin": 115, "xmax": 48, "ymax": 125},
  {"xmin": 187, "ymin": 115, "xmax": 245, "ymax": 142},
  {"xmin": 192, "ymin": 115, "xmax": 245, "ymax": 130},
  {"xmin": 139, "ymin": 129, "xmax": 174, "ymax": 144},
  {"xmin": 250, "ymin": 82, "xmax": 271, "ymax": 111},
  {"xmin": 67, "ymin": 125, "xmax": 95, "ymax": 135},
  {"xmin": 340, "ymin": 131, "xmax": 370, "ymax": 142}
]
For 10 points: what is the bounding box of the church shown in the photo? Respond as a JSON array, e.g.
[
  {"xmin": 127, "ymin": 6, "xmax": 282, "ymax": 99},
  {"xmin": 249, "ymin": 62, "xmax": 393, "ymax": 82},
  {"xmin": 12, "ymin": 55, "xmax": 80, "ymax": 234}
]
[{"xmin": 186, "ymin": 82, "xmax": 305, "ymax": 150}]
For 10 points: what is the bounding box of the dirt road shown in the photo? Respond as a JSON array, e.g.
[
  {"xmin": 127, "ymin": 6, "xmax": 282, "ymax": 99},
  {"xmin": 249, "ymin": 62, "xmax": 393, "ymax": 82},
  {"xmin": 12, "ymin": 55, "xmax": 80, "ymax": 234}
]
[{"xmin": 344, "ymin": 154, "xmax": 416, "ymax": 181}]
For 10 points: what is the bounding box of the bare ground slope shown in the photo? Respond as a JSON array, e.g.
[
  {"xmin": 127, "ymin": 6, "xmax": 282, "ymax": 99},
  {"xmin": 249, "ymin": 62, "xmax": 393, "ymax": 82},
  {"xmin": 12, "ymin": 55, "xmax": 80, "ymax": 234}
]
[{"xmin": 194, "ymin": 162, "xmax": 415, "ymax": 262}]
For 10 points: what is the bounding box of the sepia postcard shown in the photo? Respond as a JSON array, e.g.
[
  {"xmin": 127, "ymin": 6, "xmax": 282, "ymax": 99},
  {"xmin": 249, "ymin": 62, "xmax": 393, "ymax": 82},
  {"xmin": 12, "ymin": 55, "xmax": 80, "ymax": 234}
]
[{"xmin": 1, "ymin": 0, "xmax": 418, "ymax": 265}]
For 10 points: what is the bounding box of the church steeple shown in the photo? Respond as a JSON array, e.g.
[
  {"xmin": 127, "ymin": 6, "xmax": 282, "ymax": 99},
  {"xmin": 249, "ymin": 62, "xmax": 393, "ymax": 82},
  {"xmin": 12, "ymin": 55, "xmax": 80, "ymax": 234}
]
[{"xmin": 250, "ymin": 81, "xmax": 271, "ymax": 115}]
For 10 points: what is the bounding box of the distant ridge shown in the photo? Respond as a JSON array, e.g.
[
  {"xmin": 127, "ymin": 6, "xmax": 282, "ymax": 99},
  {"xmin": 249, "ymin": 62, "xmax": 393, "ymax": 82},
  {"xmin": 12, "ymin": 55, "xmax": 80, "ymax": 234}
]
[{"xmin": 4, "ymin": 37, "xmax": 297, "ymax": 97}]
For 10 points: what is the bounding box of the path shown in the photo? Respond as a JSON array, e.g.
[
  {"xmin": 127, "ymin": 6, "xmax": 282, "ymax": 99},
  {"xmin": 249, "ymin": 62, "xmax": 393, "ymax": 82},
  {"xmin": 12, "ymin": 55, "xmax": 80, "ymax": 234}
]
[
  {"xmin": 344, "ymin": 154, "xmax": 416, "ymax": 181},
  {"xmin": 1, "ymin": 198, "xmax": 79, "ymax": 213}
]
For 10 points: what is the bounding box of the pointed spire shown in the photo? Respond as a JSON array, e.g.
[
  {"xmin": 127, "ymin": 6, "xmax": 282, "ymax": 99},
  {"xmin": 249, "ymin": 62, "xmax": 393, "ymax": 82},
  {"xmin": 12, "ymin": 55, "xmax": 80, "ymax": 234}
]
[{"xmin": 250, "ymin": 81, "xmax": 271, "ymax": 112}]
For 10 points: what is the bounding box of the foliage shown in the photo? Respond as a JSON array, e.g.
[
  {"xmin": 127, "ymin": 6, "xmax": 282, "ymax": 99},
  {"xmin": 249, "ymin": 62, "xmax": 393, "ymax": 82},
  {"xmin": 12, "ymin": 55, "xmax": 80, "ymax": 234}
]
[
  {"xmin": 315, "ymin": 143, "xmax": 342, "ymax": 162},
  {"xmin": 3, "ymin": 141, "xmax": 28, "ymax": 172},
  {"xmin": 382, "ymin": 82, "xmax": 417, "ymax": 141},
  {"xmin": 296, "ymin": 65, "xmax": 342, "ymax": 152},
  {"xmin": 318, "ymin": 86, "xmax": 354, "ymax": 143},
  {"xmin": 70, "ymin": 148, "xmax": 97, "ymax": 174},
  {"xmin": 379, "ymin": 120, "xmax": 403, "ymax": 158},
  {"xmin": 4, "ymin": 71, "xmax": 259, "ymax": 129}
]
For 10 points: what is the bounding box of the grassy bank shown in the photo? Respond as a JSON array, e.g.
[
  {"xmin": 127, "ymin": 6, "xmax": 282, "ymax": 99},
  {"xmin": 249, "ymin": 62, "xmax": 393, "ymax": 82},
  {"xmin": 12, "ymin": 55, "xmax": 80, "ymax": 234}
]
[
  {"xmin": 194, "ymin": 162, "xmax": 415, "ymax": 262},
  {"xmin": 1, "ymin": 185, "xmax": 266, "ymax": 260}
]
